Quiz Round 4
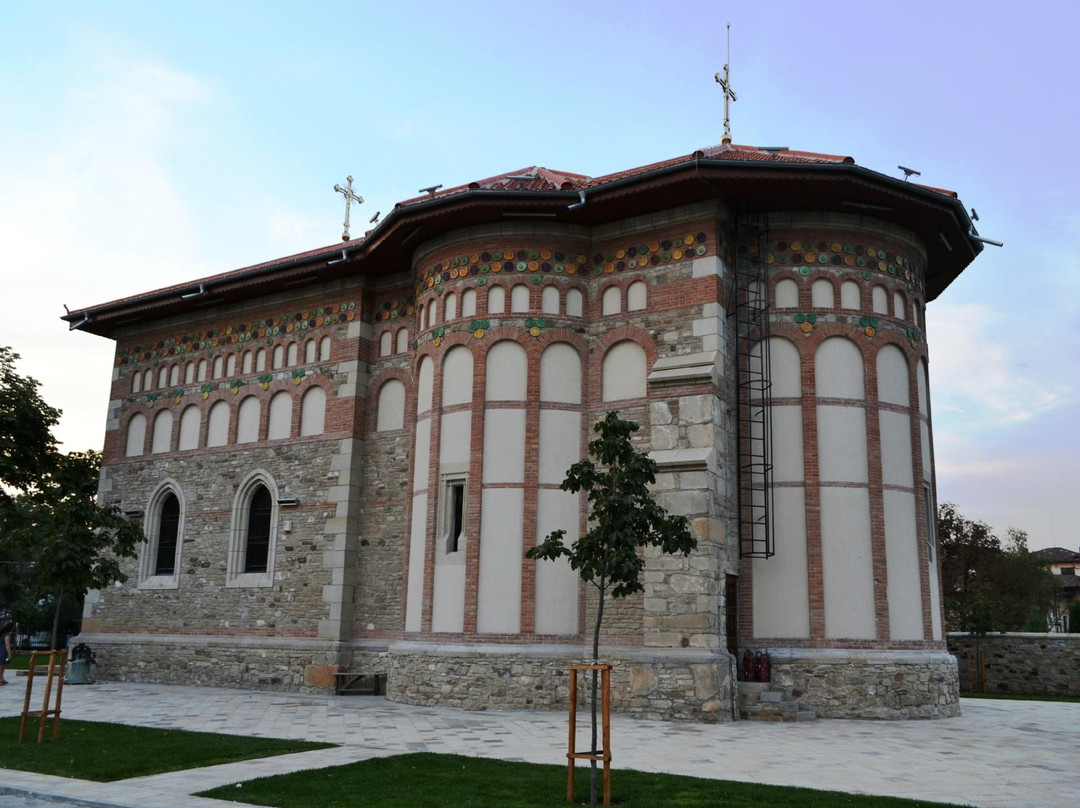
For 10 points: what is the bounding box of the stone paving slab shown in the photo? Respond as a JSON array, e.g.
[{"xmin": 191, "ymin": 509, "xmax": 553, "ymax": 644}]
[{"xmin": 1, "ymin": 681, "xmax": 1076, "ymax": 808}]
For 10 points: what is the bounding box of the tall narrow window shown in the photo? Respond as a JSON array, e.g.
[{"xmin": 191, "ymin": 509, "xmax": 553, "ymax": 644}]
[
  {"xmin": 154, "ymin": 493, "xmax": 180, "ymax": 576},
  {"xmin": 245, "ymin": 486, "xmax": 272, "ymax": 574},
  {"xmin": 442, "ymin": 476, "xmax": 467, "ymax": 554}
]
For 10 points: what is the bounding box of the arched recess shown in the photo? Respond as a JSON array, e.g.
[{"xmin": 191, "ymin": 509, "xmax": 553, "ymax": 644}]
[
  {"xmin": 226, "ymin": 354, "xmax": 237, "ymax": 376},
  {"xmin": 227, "ymin": 470, "xmax": 279, "ymax": 588},
  {"xmin": 151, "ymin": 409, "xmax": 173, "ymax": 454},
  {"xmin": 380, "ymin": 331, "xmax": 393, "ymax": 357},
  {"xmin": 236, "ymin": 396, "xmax": 261, "ymax": 444},
  {"xmin": 287, "ymin": 342, "xmax": 298, "ymax": 366},
  {"xmin": 535, "ymin": 341, "xmax": 582, "ymax": 635},
  {"xmin": 256, "ymin": 348, "xmax": 267, "ymax": 372},
  {"xmin": 125, "ymin": 413, "xmax": 147, "ymax": 457},
  {"xmin": 376, "ymin": 378, "xmax": 406, "ymax": 432},
  {"xmin": 132, "ymin": 372, "xmax": 142, "ymax": 394},
  {"xmin": 487, "ymin": 285, "xmax": 506, "ymax": 315},
  {"xmin": 461, "ymin": 288, "xmax": 477, "ymax": 318},
  {"xmin": 320, "ymin": 336, "xmax": 331, "ymax": 361},
  {"xmin": 602, "ymin": 340, "xmax": 646, "ymax": 401},
  {"xmin": 138, "ymin": 480, "xmax": 184, "ymax": 589},
  {"xmin": 812, "ymin": 278, "xmax": 835, "ymax": 308},
  {"xmin": 405, "ymin": 355, "xmax": 435, "ymax": 632},
  {"xmin": 395, "ymin": 328, "xmax": 409, "ymax": 354},
  {"xmin": 178, "ymin": 405, "xmax": 201, "ymax": 450},
  {"xmin": 207, "ymin": 400, "xmax": 230, "ymax": 447},
  {"xmin": 872, "ymin": 285, "xmax": 889, "ymax": 314},
  {"xmin": 774, "ymin": 278, "xmax": 799, "ymax": 309},
  {"xmin": 243, "ymin": 351, "xmax": 254, "ymax": 373},
  {"xmin": 893, "ymin": 291, "xmax": 907, "ymax": 320},
  {"xmin": 541, "ymin": 285, "xmax": 560, "ymax": 315},
  {"xmin": 840, "ymin": 280, "xmax": 861, "ymax": 309},
  {"xmin": 299, "ymin": 385, "xmax": 326, "ymax": 436},
  {"xmin": 627, "ymin": 280, "xmax": 647, "ymax": 311},
  {"xmin": 565, "ymin": 287, "xmax": 584, "ymax": 317},
  {"xmin": 510, "ymin": 284, "xmax": 529, "ymax": 313},
  {"xmin": 268, "ymin": 391, "xmax": 293, "ymax": 440},
  {"xmin": 185, "ymin": 362, "xmax": 195, "ymax": 384},
  {"xmin": 445, "ymin": 292, "xmax": 458, "ymax": 321},
  {"xmin": 601, "ymin": 285, "xmax": 621, "ymax": 315}
]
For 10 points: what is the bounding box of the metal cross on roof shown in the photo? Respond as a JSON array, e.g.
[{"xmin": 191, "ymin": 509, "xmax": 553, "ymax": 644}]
[
  {"xmin": 714, "ymin": 24, "xmax": 737, "ymax": 145},
  {"xmin": 333, "ymin": 175, "xmax": 364, "ymax": 242}
]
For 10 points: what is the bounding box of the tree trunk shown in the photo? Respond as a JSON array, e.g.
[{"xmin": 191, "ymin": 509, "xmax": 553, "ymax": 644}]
[
  {"xmin": 50, "ymin": 584, "xmax": 64, "ymax": 651},
  {"xmin": 589, "ymin": 578, "xmax": 606, "ymax": 806}
]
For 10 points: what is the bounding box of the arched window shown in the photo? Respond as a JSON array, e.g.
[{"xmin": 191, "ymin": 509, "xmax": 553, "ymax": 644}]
[
  {"xmin": 445, "ymin": 292, "xmax": 458, "ymax": 321},
  {"xmin": 226, "ymin": 354, "xmax": 237, "ymax": 376},
  {"xmin": 242, "ymin": 351, "xmax": 253, "ymax": 374},
  {"xmin": 376, "ymin": 379, "xmax": 406, "ymax": 432},
  {"xmin": 380, "ymin": 331, "xmax": 393, "ymax": 357},
  {"xmin": 273, "ymin": 345, "xmax": 284, "ymax": 369},
  {"xmin": 169, "ymin": 365, "xmax": 179, "ymax": 386},
  {"xmin": 510, "ymin": 284, "xmax": 529, "ymax": 313},
  {"xmin": 132, "ymin": 372, "xmax": 142, "ymax": 394},
  {"xmin": 125, "ymin": 413, "xmax": 146, "ymax": 457},
  {"xmin": 185, "ymin": 362, "xmax": 195, "ymax": 384},
  {"xmin": 299, "ymin": 386, "xmax": 326, "ymax": 436},
  {"xmin": 893, "ymin": 291, "xmax": 907, "ymax": 320},
  {"xmin": 396, "ymin": 328, "xmax": 409, "ymax": 354},
  {"xmin": 840, "ymin": 281, "xmax": 861, "ymax": 310},
  {"xmin": 138, "ymin": 483, "xmax": 184, "ymax": 588},
  {"xmin": 256, "ymin": 349, "xmax": 267, "ymax": 372},
  {"xmin": 428, "ymin": 299, "xmax": 439, "ymax": 326},
  {"xmin": 319, "ymin": 336, "xmax": 331, "ymax": 361},
  {"xmin": 541, "ymin": 285, "xmax": 560, "ymax": 315},
  {"xmin": 244, "ymin": 486, "xmax": 273, "ymax": 573},
  {"xmin": 775, "ymin": 278, "xmax": 799, "ymax": 309},
  {"xmin": 151, "ymin": 409, "xmax": 173, "ymax": 454},
  {"xmin": 602, "ymin": 286, "xmax": 621, "ymax": 315},
  {"xmin": 228, "ymin": 473, "xmax": 279, "ymax": 587},
  {"xmin": 305, "ymin": 339, "xmax": 316, "ymax": 363},
  {"xmin": 487, "ymin": 285, "xmax": 506, "ymax": 315},
  {"xmin": 197, "ymin": 360, "xmax": 207, "ymax": 382},
  {"xmin": 627, "ymin": 281, "xmax": 647, "ymax": 311},
  {"xmin": 419, "ymin": 302, "xmax": 427, "ymax": 331},
  {"xmin": 158, "ymin": 367, "xmax": 168, "ymax": 388},
  {"xmin": 213, "ymin": 356, "xmax": 224, "ymax": 379},
  {"xmin": 287, "ymin": 342, "xmax": 298, "ymax": 367},
  {"xmin": 565, "ymin": 288, "xmax": 583, "ymax": 317},
  {"xmin": 267, "ymin": 391, "xmax": 292, "ymax": 440}
]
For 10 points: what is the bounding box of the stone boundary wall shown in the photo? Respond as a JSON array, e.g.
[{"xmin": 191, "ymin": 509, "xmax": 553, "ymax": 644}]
[
  {"xmin": 763, "ymin": 649, "xmax": 959, "ymax": 719},
  {"xmin": 75, "ymin": 633, "xmax": 346, "ymax": 693},
  {"xmin": 386, "ymin": 642, "xmax": 735, "ymax": 723},
  {"xmin": 947, "ymin": 633, "xmax": 1080, "ymax": 696}
]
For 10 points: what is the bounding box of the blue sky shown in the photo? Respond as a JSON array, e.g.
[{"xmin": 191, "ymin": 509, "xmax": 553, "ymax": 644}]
[{"xmin": 2, "ymin": 1, "xmax": 1077, "ymax": 549}]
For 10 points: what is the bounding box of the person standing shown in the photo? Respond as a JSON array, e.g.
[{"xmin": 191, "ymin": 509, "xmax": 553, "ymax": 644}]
[{"xmin": 0, "ymin": 620, "xmax": 14, "ymax": 684}]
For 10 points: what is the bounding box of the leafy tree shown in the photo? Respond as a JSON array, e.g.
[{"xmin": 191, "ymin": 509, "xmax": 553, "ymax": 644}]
[
  {"xmin": 2, "ymin": 451, "xmax": 144, "ymax": 649},
  {"xmin": 1069, "ymin": 601, "xmax": 1080, "ymax": 634},
  {"xmin": 938, "ymin": 503, "xmax": 1059, "ymax": 633},
  {"xmin": 0, "ymin": 346, "xmax": 60, "ymax": 498},
  {"xmin": 527, "ymin": 411, "xmax": 695, "ymax": 805}
]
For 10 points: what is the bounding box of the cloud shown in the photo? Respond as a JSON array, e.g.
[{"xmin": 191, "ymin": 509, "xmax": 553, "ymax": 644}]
[{"xmin": 928, "ymin": 302, "xmax": 1071, "ymax": 429}]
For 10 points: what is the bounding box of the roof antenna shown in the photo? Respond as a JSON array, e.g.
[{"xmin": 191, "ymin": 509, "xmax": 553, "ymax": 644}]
[
  {"xmin": 714, "ymin": 23, "xmax": 737, "ymax": 145},
  {"xmin": 419, "ymin": 184, "xmax": 442, "ymax": 197},
  {"xmin": 898, "ymin": 165, "xmax": 921, "ymax": 181}
]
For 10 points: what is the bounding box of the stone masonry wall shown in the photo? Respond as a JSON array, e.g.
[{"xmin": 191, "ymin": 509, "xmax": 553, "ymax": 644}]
[
  {"xmin": 387, "ymin": 644, "xmax": 734, "ymax": 722},
  {"xmin": 766, "ymin": 651, "xmax": 959, "ymax": 719},
  {"xmin": 948, "ymin": 633, "xmax": 1080, "ymax": 696}
]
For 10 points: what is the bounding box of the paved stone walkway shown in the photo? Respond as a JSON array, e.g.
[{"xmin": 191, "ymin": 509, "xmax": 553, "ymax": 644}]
[{"xmin": 1, "ymin": 681, "xmax": 1075, "ymax": 807}]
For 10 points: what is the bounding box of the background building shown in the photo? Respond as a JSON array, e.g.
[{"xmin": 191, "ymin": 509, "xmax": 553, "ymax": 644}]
[{"xmin": 65, "ymin": 141, "xmax": 981, "ymax": 720}]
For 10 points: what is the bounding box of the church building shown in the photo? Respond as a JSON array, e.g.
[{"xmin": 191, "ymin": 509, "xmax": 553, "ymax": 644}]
[{"xmin": 65, "ymin": 140, "xmax": 981, "ymax": 720}]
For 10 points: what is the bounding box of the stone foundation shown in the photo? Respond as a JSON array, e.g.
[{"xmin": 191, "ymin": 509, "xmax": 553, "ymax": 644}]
[
  {"xmin": 386, "ymin": 642, "xmax": 735, "ymax": 722},
  {"xmin": 763, "ymin": 649, "xmax": 960, "ymax": 719}
]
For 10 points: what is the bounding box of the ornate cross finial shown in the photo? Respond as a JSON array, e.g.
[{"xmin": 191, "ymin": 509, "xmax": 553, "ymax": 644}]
[
  {"xmin": 714, "ymin": 23, "xmax": 737, "ymax": 145},
  {"xmin": 333, "ymin": 175, "xmax": 364, "ymax": 242}
]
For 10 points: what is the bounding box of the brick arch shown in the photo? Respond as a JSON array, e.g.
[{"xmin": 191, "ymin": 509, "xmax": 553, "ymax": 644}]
[
  {"xmin": 589, "ymin": 326, "xmax": 657, "ymax": 408},
  {"xmin": 368, "ymin": 366, "xmax": 413, "ymax": 435}
]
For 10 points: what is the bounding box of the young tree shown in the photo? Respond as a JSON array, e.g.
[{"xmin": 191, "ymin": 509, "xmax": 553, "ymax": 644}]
[
  {"xmin": 527, "ymin": 411, "xmax": 695, "ymax": 805},
  {"xmin": 2, "ymin": 451, "xmax": 144, "ymax": 648}
]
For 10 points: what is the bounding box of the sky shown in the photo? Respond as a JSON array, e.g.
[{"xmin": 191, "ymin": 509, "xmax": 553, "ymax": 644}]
[{"xmin": 1, "ymin": 1, "xmax": 1077, "ymax": 550}]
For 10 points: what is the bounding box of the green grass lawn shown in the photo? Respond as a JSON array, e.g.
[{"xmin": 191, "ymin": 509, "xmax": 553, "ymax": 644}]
[
  {"xmin": 0, "ymin": 717, "xmax": 335, "ymax": 781},
  {"xmin": 199, "ymin": 752, "xmax": 963, "ymax": 808},
  {"xmin": 3, "ymin": 654, "xmax": 32, "ymax": 671}
]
